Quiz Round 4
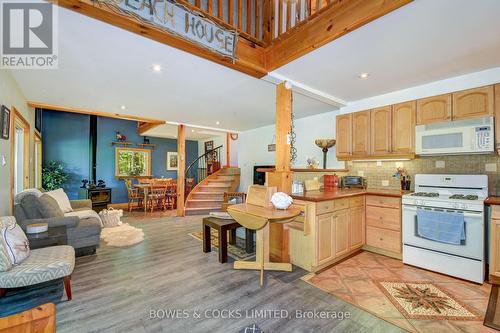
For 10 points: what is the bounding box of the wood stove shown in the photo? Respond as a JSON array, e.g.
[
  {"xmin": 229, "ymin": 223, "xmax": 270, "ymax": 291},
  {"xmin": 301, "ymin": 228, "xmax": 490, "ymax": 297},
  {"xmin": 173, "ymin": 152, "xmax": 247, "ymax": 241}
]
[{"xmin": 78, "ymin": 188, "xmax": 112, "ymax": 213}]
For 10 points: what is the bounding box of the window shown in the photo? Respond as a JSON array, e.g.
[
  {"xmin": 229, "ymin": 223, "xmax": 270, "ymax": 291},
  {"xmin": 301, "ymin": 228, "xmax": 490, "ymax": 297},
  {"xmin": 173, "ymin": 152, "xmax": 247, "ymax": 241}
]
[{"xmin": 115, "ymin": 148, "xmax": 151, "ymax": 177}]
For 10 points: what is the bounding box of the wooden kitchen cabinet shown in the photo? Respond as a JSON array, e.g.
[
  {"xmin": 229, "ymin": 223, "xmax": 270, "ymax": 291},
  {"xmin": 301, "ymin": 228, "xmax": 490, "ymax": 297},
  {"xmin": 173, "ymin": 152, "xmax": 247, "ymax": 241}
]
[
  {"xmin": 370, "ymin": 106, "xmax": 392, "ymax": 155},
  {"xmin": 334, "ymin": 209, "xmax": 350, "ymax": 257},
  {"xmin": 336, "ymin": 114, "xmax": 352, "ymax": 158},
  {"xmin": 392, "ymin": 101, "xmax": 416, "ymax": 154},
  {"xmin": 495, "ymin": 84, "xmax": 500, "ymax": 154},
  {"xmin": 452, "ymin": 86, "xmax": 494, "ymax": 120},
  {"xmin": 490, "ymin": 206, "xmax": 500, "ymax": 284},
  {"xmin": 316, "ymin": 213, "xmax": 335, "ymax": 266},
  {"xmin": 352, "ymin": 111, "xmax": 370, "ymax": 156},
  {"xmin": 349, "ymin": 206, "xmax": 365, "ymax": 250},
  {"xmin": 416, "ymin": 94, "xmax": 452, "ymax": 125},
  {"xmin": 364, "ymin": 195, "xmax": 402, "ymax": 259}
]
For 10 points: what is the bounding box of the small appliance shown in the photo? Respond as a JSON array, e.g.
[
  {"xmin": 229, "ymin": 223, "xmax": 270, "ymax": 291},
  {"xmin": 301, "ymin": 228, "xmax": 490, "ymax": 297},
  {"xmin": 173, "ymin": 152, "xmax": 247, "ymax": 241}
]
[
  {"xmin": 402, "ymin": 174, "xmax": 487, "ymax": 283},
  {"xmin": 415, "ymin": 116, "xmax": 494, "ymax": 155},
  {"xmin": 340, "ymin": 176, "xmax": 366, "ymax": 189}
]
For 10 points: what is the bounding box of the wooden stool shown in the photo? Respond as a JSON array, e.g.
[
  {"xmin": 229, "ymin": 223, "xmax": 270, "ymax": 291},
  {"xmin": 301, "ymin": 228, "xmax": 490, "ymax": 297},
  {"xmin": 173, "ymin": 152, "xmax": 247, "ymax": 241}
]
[{"xmin": 202, "ymin": 217, "xmax": 254, "ymax": 263}]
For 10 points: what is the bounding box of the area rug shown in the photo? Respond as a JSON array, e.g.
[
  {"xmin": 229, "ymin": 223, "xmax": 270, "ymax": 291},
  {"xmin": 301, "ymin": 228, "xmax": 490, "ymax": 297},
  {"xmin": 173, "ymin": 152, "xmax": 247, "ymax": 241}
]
[
  {"xmin": 100, "ymin": 223, "xmax": 144, "ymax": 247},
  {"xmin": 485, "ymin": 284, "xmax": 500, "ymax": 330},
  {"xmin": 189, "ymin": 230, "xmax": 255, "ymax": 261},
  {"xmin": 377, "ymin": 281, "xmax": 480, "ymax": 321}
]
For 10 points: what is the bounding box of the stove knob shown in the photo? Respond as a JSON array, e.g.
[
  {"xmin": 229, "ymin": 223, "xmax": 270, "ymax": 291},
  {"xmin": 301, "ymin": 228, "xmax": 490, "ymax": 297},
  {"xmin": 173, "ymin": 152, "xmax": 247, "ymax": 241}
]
[{"xmin": 461, "ymin": 204, "xmax": 468, "ymax": 210}]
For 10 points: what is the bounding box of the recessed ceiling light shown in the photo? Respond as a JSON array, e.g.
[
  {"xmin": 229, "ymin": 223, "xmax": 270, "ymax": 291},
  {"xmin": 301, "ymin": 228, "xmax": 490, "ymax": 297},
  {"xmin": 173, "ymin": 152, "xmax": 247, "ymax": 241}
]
[
  {"xmin": 216, "ymin": 121, "xmax": 220, "ymax": 125},
  {"xmin": 359, "ymin": 73, "xmax": 370, "ymax": 79},
  {"xmin": 152, "ymin": 64, "xmax": 162, "ymax": 72},
  {"xmin": 120, "ymin": 105, "xmax": 126, "ymax": 110}
]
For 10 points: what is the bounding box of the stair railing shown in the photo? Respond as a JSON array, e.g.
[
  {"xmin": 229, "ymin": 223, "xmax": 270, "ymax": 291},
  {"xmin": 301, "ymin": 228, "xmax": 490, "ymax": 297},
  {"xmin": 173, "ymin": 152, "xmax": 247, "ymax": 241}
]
[{"xmin": 185, "ymin": 145, "xmax": 223, "ymax": 198}]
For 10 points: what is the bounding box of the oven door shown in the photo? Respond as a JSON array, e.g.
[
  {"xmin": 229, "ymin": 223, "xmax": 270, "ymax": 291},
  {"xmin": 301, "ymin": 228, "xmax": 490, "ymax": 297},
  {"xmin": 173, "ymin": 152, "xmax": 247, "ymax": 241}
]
[{"xmin": 402, "ymin": 205, "xmax": 484, "ymax": 260}]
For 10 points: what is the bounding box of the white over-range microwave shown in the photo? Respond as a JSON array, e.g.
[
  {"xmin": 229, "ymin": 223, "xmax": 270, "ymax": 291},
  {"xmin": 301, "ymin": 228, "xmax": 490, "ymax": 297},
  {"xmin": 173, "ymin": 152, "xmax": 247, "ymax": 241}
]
[{"xmin": 415, "ymin": 116, "xmax": 494, "ymax": 155}]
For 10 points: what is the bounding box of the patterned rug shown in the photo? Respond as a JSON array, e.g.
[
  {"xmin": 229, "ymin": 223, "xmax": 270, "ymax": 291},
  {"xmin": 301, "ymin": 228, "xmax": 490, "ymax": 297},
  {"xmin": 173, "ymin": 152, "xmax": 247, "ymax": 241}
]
[
  {"xmin": 377, "ymin": 281, "xmax": 481, "ymax": 321},
  {"xmin": 189, "ymin": 230, "xmax": 255, "ymax": 261}
]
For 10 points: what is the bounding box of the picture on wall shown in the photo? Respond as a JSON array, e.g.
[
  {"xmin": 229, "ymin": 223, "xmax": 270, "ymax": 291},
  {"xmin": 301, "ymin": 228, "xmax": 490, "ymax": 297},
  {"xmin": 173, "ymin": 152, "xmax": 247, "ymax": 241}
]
[
  {"xmin": 115, "ymin": 147, "xmax": 151, "ymax": 177},
  {"xmin": 166, "ymin": 152, "xmax": 178, "ymax": 171},
  {"xmin": 0, "ymin": 105, "xmax": 10, "ymax": 140}
]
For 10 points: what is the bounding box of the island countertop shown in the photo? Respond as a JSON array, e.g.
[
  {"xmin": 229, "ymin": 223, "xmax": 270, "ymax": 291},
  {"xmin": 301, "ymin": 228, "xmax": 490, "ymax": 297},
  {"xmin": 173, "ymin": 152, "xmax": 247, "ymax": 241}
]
[
  {"xmin": 291, "ymin": 188, "xmax": 410, "ymax": 202},
  {"xmin": 485, "ymin": 197, "xmax": 500, "ymax": 205}
]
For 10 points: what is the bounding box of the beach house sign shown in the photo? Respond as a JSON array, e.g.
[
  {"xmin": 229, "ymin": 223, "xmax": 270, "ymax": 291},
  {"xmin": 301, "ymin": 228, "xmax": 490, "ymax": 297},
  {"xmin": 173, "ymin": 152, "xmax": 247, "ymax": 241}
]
[{"xmin": 99, "ymin": 0, "xmax": 237, "ymax": 59}]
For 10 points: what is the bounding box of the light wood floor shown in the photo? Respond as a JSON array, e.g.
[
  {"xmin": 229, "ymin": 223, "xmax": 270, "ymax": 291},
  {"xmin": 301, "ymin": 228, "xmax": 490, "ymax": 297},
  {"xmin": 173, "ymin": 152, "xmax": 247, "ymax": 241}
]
[{"xmin": 56, "ymin": 215, "xmax": 405, "ymax": 332}]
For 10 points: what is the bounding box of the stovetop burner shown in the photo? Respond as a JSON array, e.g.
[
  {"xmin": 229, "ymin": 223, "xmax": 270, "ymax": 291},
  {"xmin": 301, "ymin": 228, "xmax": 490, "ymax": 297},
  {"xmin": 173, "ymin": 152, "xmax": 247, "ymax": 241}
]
[
  {"xmin": 411, "ymin": 192, "xmax": 439, "ymax": 197},
  {"xmin": 449, "ymin": 194, "xmax": 479, "ymax": 200}
]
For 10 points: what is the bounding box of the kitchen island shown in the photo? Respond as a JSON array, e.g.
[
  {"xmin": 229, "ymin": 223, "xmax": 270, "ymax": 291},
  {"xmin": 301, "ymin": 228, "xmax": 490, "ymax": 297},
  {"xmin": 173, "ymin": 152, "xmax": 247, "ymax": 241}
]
[{"xmin": 288, "ymin": 188, "xmax": 408, "ymax": 272}]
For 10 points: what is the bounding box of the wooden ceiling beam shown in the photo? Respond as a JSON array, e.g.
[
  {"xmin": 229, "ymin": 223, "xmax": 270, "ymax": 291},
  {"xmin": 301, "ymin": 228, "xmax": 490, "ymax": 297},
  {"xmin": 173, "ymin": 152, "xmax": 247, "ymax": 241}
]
[
  {"xmin": 50, "ymin": 0, "xmax": 268, "ymax": 78},
  {"xmin": 265, "ymin": 0, "xmax": 413, "ymax": 71},
  {"xmin": 137, "ymin": 122, "xmax": 163, "ymax": 135},
  {"xmin": 27, "ymin": 101, "xmax": 166, "ymax": 124}
]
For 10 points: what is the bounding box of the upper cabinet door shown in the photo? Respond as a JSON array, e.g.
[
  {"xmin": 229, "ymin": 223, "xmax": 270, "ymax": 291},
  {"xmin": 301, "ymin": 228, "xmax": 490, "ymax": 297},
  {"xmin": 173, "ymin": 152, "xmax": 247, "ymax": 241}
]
[
  {"xmin": 416, "ymin": 94, "xmax": 452, "ymax": 125},
  {"xmin": 370, "ymin": 106, "xmax": 392, "ymax": 155},
  {"xmin": 452, "ymin": 86, "xmax": 494, "ymax": 120},
  {"xmin": 336, "ymin": 114, "xmax": 352, "ymax": 158},
  {"xmin": 352, "ymin": 111, "xmax": 370, "ymax": 156},
  {"xmin": 392, "ymin": 101, "xmax": 416, "ymax": 154},
  {"xmin": 495, "ymin": 84, "xmax": 500, "ymax": 153}
]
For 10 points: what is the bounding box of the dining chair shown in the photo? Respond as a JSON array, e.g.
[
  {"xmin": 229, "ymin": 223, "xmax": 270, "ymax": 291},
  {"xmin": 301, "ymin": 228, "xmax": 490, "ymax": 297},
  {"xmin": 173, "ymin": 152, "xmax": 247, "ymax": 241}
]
[
  {"xmin": 165, "ymin": 184, "xmax": 177, "ymax": 210},
  {"xmin": 125, "ymin": 179, "xmax": 143, "ymax": 212},
  {"xmin": 147, "ymin": 182, "xmax": 168, "ymax": 212}
]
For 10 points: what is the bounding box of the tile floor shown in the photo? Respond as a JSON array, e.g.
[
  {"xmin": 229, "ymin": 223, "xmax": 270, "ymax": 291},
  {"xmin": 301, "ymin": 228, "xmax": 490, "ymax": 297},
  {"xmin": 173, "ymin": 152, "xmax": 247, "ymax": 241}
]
[{"xmin": 304, "ymin": 251, "xmax": 496, "ymax": 333}]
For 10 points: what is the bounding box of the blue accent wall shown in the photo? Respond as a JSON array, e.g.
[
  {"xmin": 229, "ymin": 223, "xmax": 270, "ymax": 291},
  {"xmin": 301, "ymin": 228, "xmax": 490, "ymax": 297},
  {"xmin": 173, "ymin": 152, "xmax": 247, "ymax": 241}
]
[
  {"xmin": 42, "ymin": 111, "xmax": 198, "ymax": 203},
  {"xmin": 42, "ymin": 111, "xmax": 90, "ymax": 200}
]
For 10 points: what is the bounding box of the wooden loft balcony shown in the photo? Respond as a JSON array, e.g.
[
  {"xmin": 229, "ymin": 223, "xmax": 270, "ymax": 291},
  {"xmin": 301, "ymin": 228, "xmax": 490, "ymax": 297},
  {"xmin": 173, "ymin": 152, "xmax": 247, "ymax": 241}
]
[{"xmin": 52, "ymin": 0, "xmax": 412, "ymax": 77}]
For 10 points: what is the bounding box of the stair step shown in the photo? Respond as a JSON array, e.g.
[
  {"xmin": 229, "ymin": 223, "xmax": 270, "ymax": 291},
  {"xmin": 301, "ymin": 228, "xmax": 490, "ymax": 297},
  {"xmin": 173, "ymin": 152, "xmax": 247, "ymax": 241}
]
[
  {"xmin": 207, "ymin": 181, "xmax": 233, "ymax": 187},
  {"xmin": 198, "ymin": 185, "xmax": 231, "ymax": 192},
  {"xmin": 187, "ymin": 199, "xmax": 224, "ymax": 208},
  {"xmin": 185, "ymin": 207, "xmax": 222, "ymax": 215},
  {"xmin": 215, "ymin": 176, "xmax": 235, "ymax": 181}
]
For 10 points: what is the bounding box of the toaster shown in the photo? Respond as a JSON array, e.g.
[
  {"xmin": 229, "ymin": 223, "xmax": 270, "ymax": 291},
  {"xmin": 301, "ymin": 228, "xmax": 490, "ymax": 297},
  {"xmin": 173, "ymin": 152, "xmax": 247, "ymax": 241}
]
[{"xmin": 340, "ymin": 176, "xmax": 366, "ymax": 189}]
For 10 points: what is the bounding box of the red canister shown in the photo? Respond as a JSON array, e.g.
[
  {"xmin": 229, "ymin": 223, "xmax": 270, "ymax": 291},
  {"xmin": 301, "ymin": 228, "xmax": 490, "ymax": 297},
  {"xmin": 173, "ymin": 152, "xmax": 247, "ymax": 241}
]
[{"xmin": 323, "ymin": 174, "xmax": 339, "ymax": 190}]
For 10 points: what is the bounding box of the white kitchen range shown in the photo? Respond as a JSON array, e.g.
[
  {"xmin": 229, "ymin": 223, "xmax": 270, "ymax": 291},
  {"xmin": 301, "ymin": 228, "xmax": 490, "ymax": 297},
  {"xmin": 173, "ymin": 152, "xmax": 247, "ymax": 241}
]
[{"xmin": 402, "ymin": 174, "xmax": 488, "ymax": 283}]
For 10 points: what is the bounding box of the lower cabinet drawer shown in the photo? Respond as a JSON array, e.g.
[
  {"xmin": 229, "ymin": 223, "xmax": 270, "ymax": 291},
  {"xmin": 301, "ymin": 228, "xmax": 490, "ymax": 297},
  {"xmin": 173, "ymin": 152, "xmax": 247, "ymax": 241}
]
[
  {"xmin": 366, "ymin": 226, "xmax": 401, "ymax": 253},
  {"xmin": 349, "ymin": 195, "xmax": 365, "ymax": 208},
  {"xmin": 316, "ymin": 201, "xmax": 334, "ymax": 215},
  {"xmin": 366, "ymin": 206, "xmax": 400, "ymax": 231},
  {"xmin": 366, "ymin": 195, "xmax": 400, "ymax": 208}
]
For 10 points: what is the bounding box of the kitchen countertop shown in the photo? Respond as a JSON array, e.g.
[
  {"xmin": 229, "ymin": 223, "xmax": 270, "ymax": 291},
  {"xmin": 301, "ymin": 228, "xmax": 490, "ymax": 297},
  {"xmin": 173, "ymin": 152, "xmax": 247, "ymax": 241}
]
[
  {"xmin": 291, "ymin": 188, "xmax": 410, "ymax": 202},
  {"xmin": 485, "ymin": 197, "xmax": 500, "ymax": 205}
]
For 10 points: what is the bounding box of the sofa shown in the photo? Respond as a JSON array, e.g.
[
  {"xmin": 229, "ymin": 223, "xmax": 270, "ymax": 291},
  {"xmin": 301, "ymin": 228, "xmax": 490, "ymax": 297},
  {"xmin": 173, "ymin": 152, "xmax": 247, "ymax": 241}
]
[{"xmin": 14, "ymin": 190, "xmax": 101, "ymax": 256}]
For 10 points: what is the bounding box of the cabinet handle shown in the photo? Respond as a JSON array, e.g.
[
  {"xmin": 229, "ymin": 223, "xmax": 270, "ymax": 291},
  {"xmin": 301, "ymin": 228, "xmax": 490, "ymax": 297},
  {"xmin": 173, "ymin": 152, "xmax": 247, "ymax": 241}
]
[{"xmin": 379, "ymin": 237, "xmax": 384, "ymax": 241}]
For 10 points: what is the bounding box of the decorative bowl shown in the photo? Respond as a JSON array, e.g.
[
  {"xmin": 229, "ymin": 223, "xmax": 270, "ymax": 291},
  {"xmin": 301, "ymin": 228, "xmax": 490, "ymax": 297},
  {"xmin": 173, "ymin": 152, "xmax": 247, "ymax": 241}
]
[{"xmin": 271, "ymin": 192, "xmax": 293, "ymax": 210}]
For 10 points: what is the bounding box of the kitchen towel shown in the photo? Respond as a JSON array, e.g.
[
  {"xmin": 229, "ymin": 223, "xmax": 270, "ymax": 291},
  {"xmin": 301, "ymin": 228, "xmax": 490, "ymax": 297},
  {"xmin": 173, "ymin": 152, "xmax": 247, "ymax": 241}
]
[{"xmin": 417, "ymin": 209, "xmax": 465, "ymax": 245}]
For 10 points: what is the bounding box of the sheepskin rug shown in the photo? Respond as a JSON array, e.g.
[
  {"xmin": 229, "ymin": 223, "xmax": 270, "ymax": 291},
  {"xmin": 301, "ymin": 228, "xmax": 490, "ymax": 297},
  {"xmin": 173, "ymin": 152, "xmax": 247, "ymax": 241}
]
[{"xmin": 100, "ymin": 223, "xmax": 144, "ymax": 247}]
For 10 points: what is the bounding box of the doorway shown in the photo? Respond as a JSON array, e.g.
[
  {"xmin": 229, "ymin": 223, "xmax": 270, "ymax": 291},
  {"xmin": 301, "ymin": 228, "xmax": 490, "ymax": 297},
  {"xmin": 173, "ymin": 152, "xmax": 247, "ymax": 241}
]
[
  {"xmin": 10, "ymin": 107, "xmax": 30, "ymax": 204},
  {"xmin": 34, "ymin": 131, "xmax": 42, "ymax": 188}
]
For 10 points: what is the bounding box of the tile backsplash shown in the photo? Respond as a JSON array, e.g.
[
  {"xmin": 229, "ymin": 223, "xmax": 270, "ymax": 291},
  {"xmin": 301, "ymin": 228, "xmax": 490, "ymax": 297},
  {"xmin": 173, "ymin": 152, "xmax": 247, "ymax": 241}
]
[{"xmin": 293, "ymin": 154, "xmax": 500, "ymax": 196}]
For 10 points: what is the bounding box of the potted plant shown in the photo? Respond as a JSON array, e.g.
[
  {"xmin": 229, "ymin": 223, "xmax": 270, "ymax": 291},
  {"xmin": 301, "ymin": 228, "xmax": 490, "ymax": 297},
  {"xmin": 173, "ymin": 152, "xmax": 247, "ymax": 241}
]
[{"xmin": 42, "ymin": 161, "xmax": 69, "ymax": 191}]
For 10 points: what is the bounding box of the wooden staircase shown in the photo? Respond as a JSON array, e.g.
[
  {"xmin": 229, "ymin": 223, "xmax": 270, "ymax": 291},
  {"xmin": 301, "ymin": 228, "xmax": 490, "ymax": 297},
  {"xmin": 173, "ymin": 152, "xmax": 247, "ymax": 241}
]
[{"xmin": 185, "ymin": 167, "xmax": 240, "ymax": 215}]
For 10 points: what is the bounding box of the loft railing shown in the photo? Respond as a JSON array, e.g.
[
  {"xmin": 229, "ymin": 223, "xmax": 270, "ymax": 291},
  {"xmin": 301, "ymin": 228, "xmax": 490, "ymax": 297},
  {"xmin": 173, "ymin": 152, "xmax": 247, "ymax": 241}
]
[
  {"xmin": 180, "ymin": 0, "xmax": 267, "ymax": 45},
  {"xmin": 182, "ymin": 0, "xmax": 337, "ymax": 46},
  {"xmin": 269, "ymin": 0, "xmax": 337, "ymax": 41},
  {"xmin": 185, "ymin": 145, "xmax": 223, "ymax": 197}
]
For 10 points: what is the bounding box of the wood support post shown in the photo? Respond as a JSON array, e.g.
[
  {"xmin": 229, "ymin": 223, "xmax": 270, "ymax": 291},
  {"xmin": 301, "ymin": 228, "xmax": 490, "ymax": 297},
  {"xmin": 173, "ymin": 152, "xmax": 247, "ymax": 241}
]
[
  {"xmin": 177, "ymin": 124, "xmax": 186, "ymax": 216},
  {"xmin": 268, "ymin": 82, "xmax": 292, "ymax": 194},
  {"xmin": 225, "ymin": 132, "xmax": 231, "ymax": 167}
]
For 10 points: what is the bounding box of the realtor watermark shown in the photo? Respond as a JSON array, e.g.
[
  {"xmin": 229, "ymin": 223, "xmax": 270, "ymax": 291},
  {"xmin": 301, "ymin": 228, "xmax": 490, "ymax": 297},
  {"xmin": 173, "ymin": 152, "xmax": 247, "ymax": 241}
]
[
  {"xmin": 1, "ymin": 0, "xmax": 58, "ymax": 69},
  {"xmin": 149, "ymin": 308, "xmax": 351, "ymax": 321}
]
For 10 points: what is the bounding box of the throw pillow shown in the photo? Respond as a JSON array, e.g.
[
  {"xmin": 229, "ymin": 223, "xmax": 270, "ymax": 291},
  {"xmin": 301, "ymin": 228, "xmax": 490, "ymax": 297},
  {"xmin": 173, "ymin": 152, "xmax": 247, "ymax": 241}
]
[
  {"xmin": 46, "ymin": 189, "xmax": 73, "ymax": 213},
  {"xmin": 0, "ymin": 243, "xmax": 11, "ymax": 272},
  {"xmin": 0, "ymin": 216, "xmax": 30, "ymax": 266},
  {"xmin": 37, "ymin": 194, "xmax": 64, "ymax": 218},
  {"xmin": 20, "ymin": 194, "xmax": 43, "ymax": 219}
]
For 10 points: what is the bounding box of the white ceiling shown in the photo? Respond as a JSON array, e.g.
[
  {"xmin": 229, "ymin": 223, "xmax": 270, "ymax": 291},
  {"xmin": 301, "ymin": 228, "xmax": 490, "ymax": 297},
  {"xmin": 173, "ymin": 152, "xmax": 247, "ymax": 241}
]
[
  {"xmin": 274, "ymin": 0, "xmax": 500, "ymax": 102},
  {"xmin": 9, "ymin": 0, "xmax": 500, "ymax": 133},
  {"xmin": 8, "ymin": 7, "xmax": 334, "ymax": 132}
]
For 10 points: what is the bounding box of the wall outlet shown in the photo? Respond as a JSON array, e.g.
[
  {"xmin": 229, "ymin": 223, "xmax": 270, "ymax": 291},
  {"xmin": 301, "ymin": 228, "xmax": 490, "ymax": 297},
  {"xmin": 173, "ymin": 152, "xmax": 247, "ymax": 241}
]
[
  {"xmin": 376, "ymin": 161, "xmax": 382, "ymax": 166},
  {"xmin": 358, "ymin": 170, "xmax": 365, "ymax": 177},
  {"xmin": 435, "ymin": 160, "xmax": 445, "ymax": 168},
  {"xmin": 486, "ymin": 163, "xmax": 497, "ymax": 172},
  {"xmin": 382, "ymin": 180, "xmax": 389, "ymax": 187}
]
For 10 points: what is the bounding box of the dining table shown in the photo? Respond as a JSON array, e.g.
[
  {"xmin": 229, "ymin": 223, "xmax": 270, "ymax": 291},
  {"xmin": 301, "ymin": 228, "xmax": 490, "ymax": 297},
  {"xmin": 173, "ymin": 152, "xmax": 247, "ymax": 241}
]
[{"xmin": 133, "ymin": 183, "xmax": 177, "ymax": 212}]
